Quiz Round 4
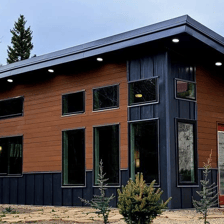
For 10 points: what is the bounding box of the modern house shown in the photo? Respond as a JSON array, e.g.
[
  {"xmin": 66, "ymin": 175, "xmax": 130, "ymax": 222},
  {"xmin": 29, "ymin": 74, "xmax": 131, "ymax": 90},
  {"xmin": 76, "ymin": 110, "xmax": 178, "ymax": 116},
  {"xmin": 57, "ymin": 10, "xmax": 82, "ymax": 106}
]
[{"xmin": 0, "ymin": 15, "xmax": 224, "ymax": 209}]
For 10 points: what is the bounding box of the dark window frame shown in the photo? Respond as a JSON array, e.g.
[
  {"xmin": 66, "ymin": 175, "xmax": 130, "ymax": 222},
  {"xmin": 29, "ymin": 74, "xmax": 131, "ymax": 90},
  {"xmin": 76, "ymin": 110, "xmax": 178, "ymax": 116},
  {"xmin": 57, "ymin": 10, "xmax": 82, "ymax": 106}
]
[
  {"xmin": 93, "ymin": 123, "xmax": 120, "ymax": 187},
  {"xmin": 61, "ymin": 127, "xmax": 86, "ymax": 187},
  {"xmin": 175, "ymin": 118, "xmax": 198, "ymax": 186},
  {"xmin": 62, "ymin": 90, "xmax": 85, "ymax": 116},
  {"xmin": 0, "ymin": 96, "xmax": 24, "ymax": 120},
  {"xmin": 92, "ymin": 84, "xmax": 119, "ymax": 111},
  {"xmin": 128, "ymin": 77, "xmax": 159, "ymax": 107},
  {"xmin": 0, "ymin": 135, "xmax": 23, "ymax": 177},
  {"xmin": 175, "ymin": 78, "xmax": 196, "ymax": 102},
  {"xmin": 128, "ymin": 118, "xmax": 160, "ymax": 187}
]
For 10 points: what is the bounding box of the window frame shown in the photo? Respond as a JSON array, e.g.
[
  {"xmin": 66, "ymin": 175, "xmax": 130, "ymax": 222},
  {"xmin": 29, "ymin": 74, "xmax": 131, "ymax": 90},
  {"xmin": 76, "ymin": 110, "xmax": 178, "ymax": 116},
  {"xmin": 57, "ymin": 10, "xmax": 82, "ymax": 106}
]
[
  {"xmin": 128, "ymin": 118, "xmax": 160, "ymax": 187},
  {"xmin": 0, "ymin": 96, "xmax": 24, "ymax": 120},
  {"xmin": 0, "ymin": 135, "xmax": 23, "ymax": 177},
  {"xmin": 128, "ymin": 77, "xmax": 159, "ymax": 107},
  {"xmin": 93, "ymin": 123, "xmax": 120, "ymax": 187},
  {"xmin": 62, "ymin": 90, "xmax": 85, "ymax": 116},
  {"xmin": 61, "ymin": 127, "xmax": 86, "ymax": 188},
  {"xmin": 175, "ymin": 78, "xmax": 197, "ymax": 102},
  {"xmin": 92, "ymin": 84, "xmax": 119, "ymax": 112},
  {"xmin": 176, "ymin": 118, "xmax": 198, "ymax": 187}
]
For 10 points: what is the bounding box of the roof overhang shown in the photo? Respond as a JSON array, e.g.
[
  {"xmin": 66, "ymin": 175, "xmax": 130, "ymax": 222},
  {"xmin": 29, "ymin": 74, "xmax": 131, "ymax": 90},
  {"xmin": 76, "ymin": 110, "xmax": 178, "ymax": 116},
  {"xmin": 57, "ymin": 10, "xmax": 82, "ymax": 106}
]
[{"xmin": 1, "ymin": 15, "xmax": 224, "ymax": 79}]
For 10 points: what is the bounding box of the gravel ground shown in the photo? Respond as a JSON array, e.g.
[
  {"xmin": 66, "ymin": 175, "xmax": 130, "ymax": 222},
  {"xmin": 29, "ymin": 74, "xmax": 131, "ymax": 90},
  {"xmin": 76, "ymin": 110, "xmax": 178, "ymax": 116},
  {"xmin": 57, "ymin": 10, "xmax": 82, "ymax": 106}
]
[{"xmin": 0, "ymin": 204, "xmax": 224, "ymax": 223}]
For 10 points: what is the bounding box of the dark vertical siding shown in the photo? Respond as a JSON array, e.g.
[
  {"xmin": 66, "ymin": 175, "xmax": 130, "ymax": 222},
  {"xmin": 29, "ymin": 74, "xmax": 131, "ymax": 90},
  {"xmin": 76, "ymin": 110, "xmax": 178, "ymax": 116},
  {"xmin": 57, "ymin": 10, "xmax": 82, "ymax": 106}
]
[
  {"xmin": 35, "ymin": 174, "xmax": 44, "ymax": 205},
  {"xmin": 128, "ymin": 52, "xmax": 169, "ymax": 203},
  {"xmin": 43, "ymin": 174, "xmax": 53, "ymax": 205},
  {"xmin": 0, "ymin": 170, "xmax": 129, "ymax": 207},
  {"xmin": 168, "ymin": 53, "xmax": 197, "ymax": 208}
]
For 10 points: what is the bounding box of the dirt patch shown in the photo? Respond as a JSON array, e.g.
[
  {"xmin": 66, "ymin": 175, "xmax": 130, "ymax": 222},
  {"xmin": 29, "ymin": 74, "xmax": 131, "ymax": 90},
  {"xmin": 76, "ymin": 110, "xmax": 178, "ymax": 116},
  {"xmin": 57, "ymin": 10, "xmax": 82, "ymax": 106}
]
[{"xmin": 0, "ymin": 205, "xmax": 224, "ymax": 223}]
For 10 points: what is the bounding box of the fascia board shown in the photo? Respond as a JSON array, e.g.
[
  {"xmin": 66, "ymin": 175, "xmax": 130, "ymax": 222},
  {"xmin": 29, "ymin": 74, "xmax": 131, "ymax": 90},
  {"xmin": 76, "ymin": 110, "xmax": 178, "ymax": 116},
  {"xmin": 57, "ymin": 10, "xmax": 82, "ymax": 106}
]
[
  {"xmin": 185, "ymin": 26, "xmax": 224, "ymax": 54},
  {"xmin": 0, "ymin": 25, "xmax": 186, "ymax": 79}
]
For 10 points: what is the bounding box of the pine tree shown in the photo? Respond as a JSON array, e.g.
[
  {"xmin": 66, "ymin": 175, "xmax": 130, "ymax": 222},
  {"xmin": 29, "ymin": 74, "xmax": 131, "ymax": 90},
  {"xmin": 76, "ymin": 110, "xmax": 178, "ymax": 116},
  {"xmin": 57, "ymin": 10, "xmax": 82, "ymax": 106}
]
[
  {"xmin": 7, "ymin": 15, "xmax": 33, "ymax": 64},
  {"xmin": 118, "ymin": 173, "xmax": 171, "ymax": 224},
  {"xmin": 192, "ymin": 151, "xmax": 218, "ymax": 224},
  {"xmin": 79, "ymin": 160, "xmax": 115, "ymax": 224}
]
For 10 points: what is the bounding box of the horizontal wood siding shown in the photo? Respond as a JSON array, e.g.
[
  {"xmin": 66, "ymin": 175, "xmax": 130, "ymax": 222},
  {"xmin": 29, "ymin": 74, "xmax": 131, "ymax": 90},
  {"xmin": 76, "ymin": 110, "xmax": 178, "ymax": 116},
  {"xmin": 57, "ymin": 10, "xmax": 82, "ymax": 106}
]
[
  {"xmin": 197, "ymin": 65, "xmax": 224, "ymax": 168},
  {"xmin": 0, "ymin": 61, "xmax": 128, "ymax": 172}
]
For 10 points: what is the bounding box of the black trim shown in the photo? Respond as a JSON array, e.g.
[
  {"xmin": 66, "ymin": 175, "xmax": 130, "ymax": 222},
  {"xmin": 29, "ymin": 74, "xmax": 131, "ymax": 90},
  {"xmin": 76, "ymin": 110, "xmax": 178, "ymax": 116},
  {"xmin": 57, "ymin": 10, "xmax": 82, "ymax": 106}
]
[
  {"xmin": 128, "ymin": 119, "xmax": 160, "ymax": 186},
  {"xmin": 93, "ymin": 124, "xmax": 120, "ymax": 186},
  {"xmin": 175, "ymin": 79, "xmax": 196, "ymax": 102},
  {"xmin": 92, "ymin": 84, "xmax": 119, "ymax": 111},
  {"xmin": 0, "ymin": 96, "xmax": 24, "ymax": 120},
  {"xmin": 62, "ymin": 91, "xmax": 85, "ymax": 116},
  {"xmin": 62, "ymin": 128, "xmax": 86, "ymax": 187},
  {"xmin": 175, "ymin": 118, "xmax": 198, "ymax": 186},
  {"xmin": 128, "ymin": 77, "xmax": 159, "ymax": 106}
]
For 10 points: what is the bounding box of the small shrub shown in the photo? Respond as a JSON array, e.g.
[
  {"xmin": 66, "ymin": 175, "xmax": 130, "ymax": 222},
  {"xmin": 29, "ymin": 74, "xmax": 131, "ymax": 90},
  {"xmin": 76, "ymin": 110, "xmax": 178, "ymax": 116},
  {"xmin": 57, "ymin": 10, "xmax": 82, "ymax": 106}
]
[
  {"xmin": 117, "ymin": 173, "xmax": 171, "ymax": 224},
  {"xmin": 192, "ymin": 150, "xmax": 218, "ymax": 224},
  {"xmin": 79, "ymin": 160, "xmax": 115, "ymax": 224}
]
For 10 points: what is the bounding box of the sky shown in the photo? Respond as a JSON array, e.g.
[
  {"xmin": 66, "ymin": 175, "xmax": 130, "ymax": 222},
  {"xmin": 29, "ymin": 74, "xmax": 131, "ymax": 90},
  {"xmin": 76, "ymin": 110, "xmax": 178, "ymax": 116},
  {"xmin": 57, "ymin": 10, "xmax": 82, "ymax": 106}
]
[{"xmin": 0, "ymin": 0, "xmax": 224, "ymax": 65}]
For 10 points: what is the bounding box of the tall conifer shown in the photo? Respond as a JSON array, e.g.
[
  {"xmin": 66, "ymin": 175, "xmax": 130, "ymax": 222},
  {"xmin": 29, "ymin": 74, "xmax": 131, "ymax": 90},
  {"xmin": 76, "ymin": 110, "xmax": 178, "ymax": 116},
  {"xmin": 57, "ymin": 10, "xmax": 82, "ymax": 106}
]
[{"xmin": 7, "ymin": 15, "xmax": 33, "ymax": 64}]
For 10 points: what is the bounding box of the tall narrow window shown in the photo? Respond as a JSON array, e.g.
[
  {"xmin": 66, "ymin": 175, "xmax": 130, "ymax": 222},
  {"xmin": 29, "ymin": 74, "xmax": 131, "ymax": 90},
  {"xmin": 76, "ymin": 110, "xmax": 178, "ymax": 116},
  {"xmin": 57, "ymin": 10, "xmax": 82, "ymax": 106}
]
[
  {"xmin": 62, "ymin": 91, "xmax": 85, "ymax": 115},
  {"xmin": 94, "ymin": 125, "xmax": 119, "ymax": 185},
  {"xmin": 62, "ymin": 129, "xmax": 85, "ymax": 186},
  {"xmin": 0, "ymin": 97, "xmax": 23, "ymax": 120},
  {"xmin": 130, "ymin": 120, "xmax": 159, "ymax": 184},
  {"xmin": 176, "ymin": 79, "xmax": 196, "ymax": 101},
  {"xmin": 93, "ymin": 85, "xmax": 119, "ymax": 111},
  {"xmin": 129, "ymin": 78, "xmax": 157, "ymax": 106},
  {"xmin": 177, "ymin": 119, "xmax": 197, "ymax": 185},
  {"xmin": 0, "ymin": 136, "xmax": 23, "ymax": 175}
]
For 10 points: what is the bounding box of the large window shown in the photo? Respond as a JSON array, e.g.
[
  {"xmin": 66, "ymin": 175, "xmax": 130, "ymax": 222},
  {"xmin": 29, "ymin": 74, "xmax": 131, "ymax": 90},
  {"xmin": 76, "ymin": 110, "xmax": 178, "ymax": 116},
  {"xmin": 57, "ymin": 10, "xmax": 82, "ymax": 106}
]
[
  {"xmin": 93, "ymin": 85, "xmax": 119, "ymax": 111},
  {"xmin": 175, "ymin": 79, "xmax": 196, "ymax": 101},
  {"xmin": 62, "ymin": 129, "xmax": 85, "ymax": 186},
  {"xmin": 0, "ymin": 97, "xmax": 23, "ymax": 120},
  {"xmin": 130, "ymin": 120, "xmax": 159, "ymax": 184},
  {"xmin": 177, "ymin": 119, "xmax": 197, "ymax": 185},
  {"xmin": 129, "ymin": 78, "xmax": 158, "ymax": 106},
  {"xmin": 62, "ymin": 91, "xmax": 85, "ymax": 115},
  {"xmin": 0, "ymin": 136, "xmax": 23, "ymax": 175},
  {"xmin": 94, "ymin": 124, "xmax": 119, "ymax": 185}
]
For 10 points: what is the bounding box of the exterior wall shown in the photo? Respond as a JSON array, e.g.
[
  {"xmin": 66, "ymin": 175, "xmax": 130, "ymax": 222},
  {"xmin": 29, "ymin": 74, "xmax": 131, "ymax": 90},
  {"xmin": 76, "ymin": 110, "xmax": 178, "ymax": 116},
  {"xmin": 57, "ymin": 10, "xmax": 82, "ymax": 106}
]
[
  {"xmin": 0, "ymin": 60, "xmax": 128, "ymax": 173},
  {"xmin": 128, "ymin": 52, "xmax": 169, "ymax": 202},
  {"xmin": 197, "ymin": 65, "xmax": 224, "ymax": 168}
]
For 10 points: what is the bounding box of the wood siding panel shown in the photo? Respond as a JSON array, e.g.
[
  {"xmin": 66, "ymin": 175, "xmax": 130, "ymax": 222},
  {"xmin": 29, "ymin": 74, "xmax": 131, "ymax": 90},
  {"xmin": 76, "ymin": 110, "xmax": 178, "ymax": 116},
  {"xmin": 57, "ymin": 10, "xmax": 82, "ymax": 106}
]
[
  {"xmin": 0, "ymin": 61, "xmax": 128, "ymax": 172},
  {"xmin": 197, "ymin": 65, "xmax": 224, "ymax": 168}
]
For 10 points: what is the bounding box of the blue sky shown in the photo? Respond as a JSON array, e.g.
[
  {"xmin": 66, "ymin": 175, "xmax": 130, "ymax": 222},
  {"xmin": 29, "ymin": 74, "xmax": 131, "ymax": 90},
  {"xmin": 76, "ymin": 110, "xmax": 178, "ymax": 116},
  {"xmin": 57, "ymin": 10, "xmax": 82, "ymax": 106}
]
[{"xmin": 0, "ymin": 0, "xmax": 224, "ymax": 65}]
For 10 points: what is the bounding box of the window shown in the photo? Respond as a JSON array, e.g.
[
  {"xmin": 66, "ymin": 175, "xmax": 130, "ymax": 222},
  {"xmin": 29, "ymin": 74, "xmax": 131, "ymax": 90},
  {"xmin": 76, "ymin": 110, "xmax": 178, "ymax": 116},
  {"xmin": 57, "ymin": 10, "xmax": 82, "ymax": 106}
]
[
  {"xmin": 177, "ymin": 119, "xmax": 197, "ymax": 185},
  {"xmin": 94, "ymin": 125, "xmax": 119, "ymax": 185},
  {"xmin": 130, "ymin": 120, "xmax": 159, "ymax": 184},
  {"xmin": 62, "ymin": 91, "xmax": 85, "ymax": 115},
  {"xmin": 0, "ymin": 136, "xmax": 23, "ymax": 175},
  {"xmin": 129, "ymin": 78, "xmax": 158, "ymax": 106},
  {"xmin": 0, "ymin": 97, "xmax": 23, "ymax": 120},
  {"xmin": 175, "ymin": 79, "xmax": 196, "ymax": 101},
  {"xmin": 93, "ymin": 85, "xmax": 119, "ymax": 111},
  {"xmin": 62, "ymin": 129, "xmax": 85, "ymax": 186}
]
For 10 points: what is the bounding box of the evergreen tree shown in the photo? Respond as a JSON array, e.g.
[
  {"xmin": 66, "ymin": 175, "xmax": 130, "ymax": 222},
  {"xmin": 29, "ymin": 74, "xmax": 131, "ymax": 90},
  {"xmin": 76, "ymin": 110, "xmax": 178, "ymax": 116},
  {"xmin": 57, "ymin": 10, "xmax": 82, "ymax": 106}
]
[
  {"xmin": 7, "ymin": 15, "xmax": 33, "ymax": 64},
  {"xmin": 79, "ymin": 160, "xmax": 115, "ymax": 224},
  {"xmin": 192, "ymin": 151, "xmax": 218, "ymax": 224}
]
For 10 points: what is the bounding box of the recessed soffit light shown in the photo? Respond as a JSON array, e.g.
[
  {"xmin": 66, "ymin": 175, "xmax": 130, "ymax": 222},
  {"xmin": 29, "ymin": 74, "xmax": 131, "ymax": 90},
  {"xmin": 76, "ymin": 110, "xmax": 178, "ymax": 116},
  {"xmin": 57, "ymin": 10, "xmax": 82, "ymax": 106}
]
[
  {"xmin": 48, "ymin": 69, "xmax": 54, "ymax": 73},
  {"xmin": 215, "ymin": 62, "xmax": 222, "ymax": 66},
  {"xmin": 97, "ymin": 57, "xmax": 103, "ymax": 62},
  {"xmin": 7, "ymin": 79, "xmax": 13, "ymax": 83},
  {"xmin": 172, "ymin": 38, "xmax": 179, "ymax": 43}
]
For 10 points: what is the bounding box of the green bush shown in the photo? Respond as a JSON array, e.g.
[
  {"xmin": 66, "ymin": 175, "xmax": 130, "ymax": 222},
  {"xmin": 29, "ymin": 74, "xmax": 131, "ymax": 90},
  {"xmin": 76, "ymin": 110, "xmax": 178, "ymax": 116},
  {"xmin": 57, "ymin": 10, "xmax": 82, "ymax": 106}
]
[{"xmin": 117, "ymin": 173, "xmax": 171, "ymax": 224}]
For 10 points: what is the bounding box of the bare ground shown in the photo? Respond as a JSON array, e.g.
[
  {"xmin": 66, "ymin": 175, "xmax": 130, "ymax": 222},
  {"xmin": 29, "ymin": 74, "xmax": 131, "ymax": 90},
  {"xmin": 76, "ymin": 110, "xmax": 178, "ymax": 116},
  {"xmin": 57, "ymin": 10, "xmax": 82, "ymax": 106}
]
[{"xmin": 0, "ymin": 204, "xmax": 224, "ymax": 223}]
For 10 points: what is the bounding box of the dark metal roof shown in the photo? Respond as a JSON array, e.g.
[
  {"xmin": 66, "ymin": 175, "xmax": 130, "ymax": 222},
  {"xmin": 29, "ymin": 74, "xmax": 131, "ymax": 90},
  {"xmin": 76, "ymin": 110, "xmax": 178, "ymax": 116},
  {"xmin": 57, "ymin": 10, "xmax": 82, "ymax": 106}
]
[{"xmin": 1, "ymin": 15, "xmax": 224, "ymax": 79}]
